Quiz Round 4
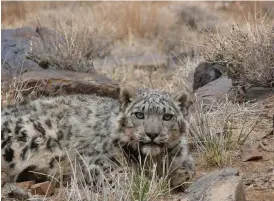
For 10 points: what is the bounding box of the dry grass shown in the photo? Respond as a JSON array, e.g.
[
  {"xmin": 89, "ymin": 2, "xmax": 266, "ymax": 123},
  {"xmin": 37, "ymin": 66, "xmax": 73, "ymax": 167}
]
[
  {"xmin": 107, "ymin": 56, "xmax": 201, "ymax": 94},
  {"xmin": 189, "ymin": 97, "xmax": 264, "ymax": 167},
  {"xmin": 27, "ymin": 25, "xmax": 97, "ymax": 72},
  {"xmin": 1, "ymin": 77, "xmax": 24, "ymax": 106},
  {"xmin": 1, "ymin": 1, "xmax": 216, "ymax": 58},
  {"xmin": 27, "ymin": 150, "xmax": 177, "ymax": 201},
  {"xmin": 1, "ymin": 67, "xmax": 41, "ymax": 107},
  {"xmin": 202, "ymin": 15, "xmax": 274, "ymax": 88},
  {"xmin": 2, "ymin": 2, "xmax": 174, "ymax": 43}
]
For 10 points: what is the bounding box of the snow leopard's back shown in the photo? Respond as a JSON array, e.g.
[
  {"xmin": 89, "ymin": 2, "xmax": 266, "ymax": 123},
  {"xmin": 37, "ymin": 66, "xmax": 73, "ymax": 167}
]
[{"xmin": 1, "ymin": 94, "xmax": 119, "ymax": 185}]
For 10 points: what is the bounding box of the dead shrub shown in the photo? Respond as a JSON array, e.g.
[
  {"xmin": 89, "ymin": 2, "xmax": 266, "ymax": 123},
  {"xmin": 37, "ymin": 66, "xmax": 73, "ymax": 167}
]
[
  {"xmin": 27, "ymin": 25, "xmax": 103, "ymax": 72},
  {"xmin": 201, "ymin": 15, "xmax": 274, "ymax": 89}
]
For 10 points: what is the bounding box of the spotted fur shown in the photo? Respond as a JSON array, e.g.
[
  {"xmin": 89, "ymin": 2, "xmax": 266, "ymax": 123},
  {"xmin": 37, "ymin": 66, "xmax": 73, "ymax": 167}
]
[{"xmin": 1, "ymin": 87, "xmax": 195, "ymax": 189}]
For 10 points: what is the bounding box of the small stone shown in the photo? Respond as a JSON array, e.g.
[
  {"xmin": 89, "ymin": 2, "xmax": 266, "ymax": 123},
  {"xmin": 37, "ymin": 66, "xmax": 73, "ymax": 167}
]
[
  {"xmin": 31, "ymin": 181, "xmax": 54, "ymax": 196},
  {"xmin": 16, "ymin": 180, "xmax": 35, "ymax": 190},
  {"xmin": 5, "ymin": 183, "xmax": 29, "ymax": 200},
  {"xmin": 241, "ymin": 144, "xmax": 263, "ymax": 162}
]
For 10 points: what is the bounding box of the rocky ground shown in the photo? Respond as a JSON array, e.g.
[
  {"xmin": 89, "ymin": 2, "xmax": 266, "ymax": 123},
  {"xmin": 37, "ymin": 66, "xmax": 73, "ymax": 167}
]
[{"xmin": 1, "ymin": 2, "xmax": 274, "ymax": 201}]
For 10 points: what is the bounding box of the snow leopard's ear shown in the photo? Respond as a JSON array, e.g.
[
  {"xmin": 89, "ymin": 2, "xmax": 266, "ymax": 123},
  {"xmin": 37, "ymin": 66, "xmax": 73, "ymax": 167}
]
[
  {"xmin": 120, "ymin": 86, "xmax": 136, "ymax": 111},
  {"xmin": 173, "ymin": 91, "xmax": 192, "ymax": 115}
]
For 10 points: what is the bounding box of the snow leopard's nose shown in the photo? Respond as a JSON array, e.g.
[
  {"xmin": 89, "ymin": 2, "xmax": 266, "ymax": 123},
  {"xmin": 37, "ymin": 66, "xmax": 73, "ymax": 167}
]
[{"xmin": 146, "ymin": 132, "xmax": 159, "ymax": 141}]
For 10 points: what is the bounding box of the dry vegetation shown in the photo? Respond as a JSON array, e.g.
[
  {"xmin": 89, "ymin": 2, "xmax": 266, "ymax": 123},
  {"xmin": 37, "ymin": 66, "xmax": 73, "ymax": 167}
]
[
  {"xmin": 1, "ymin": 1, "xmax": 274, "ymax": 201},
  {"xmin": 202, "ymin": 15, "xmax": 274, "ymax": 88},
  {"xmin": 189, "ymin": 98, "xmax": 263, "ymax": 167},
  {"xmin": 48, "ymin": 153, "xmax": 172, "ymax": 201}
]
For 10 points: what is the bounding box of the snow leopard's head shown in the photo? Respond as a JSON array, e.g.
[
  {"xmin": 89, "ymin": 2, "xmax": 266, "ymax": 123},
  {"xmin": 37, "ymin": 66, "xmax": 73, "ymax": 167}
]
[{"xmin": 116, "ymin": 87, "xmax": 191, "ymax": 157}]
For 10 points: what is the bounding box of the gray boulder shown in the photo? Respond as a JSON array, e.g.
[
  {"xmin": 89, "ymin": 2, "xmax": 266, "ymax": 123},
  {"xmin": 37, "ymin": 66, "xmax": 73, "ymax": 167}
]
[
  {"xmin": 193, "ymin": 62, "xmax": 226, "ymax": 91},
  {"xmin": 182, "ymin": 168, "xmax": 246, "ymax": 201},
  {"xmin": 194, "ymin": 76, "xmax": 232, "ymax": 109},
  {"xmin": 1, "ymin": 27, "xmax": 120, "ymax": 103},
  {"xmin": 1, "ymin": 27, "xmax": 43, "ymax": 75}
]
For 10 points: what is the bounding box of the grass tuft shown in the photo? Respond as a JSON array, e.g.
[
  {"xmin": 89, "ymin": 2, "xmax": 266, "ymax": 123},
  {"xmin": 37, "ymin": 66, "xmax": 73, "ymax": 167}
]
[{"xmin": 189, "ymin": 97, "xmax": 263, "ymax": 167}]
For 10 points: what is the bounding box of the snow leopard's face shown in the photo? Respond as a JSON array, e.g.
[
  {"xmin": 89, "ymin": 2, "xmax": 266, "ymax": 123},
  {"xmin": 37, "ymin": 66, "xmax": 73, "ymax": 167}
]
[{"xmin": 117, "ymin": 87, "xmax": 191, "ymax": 156}]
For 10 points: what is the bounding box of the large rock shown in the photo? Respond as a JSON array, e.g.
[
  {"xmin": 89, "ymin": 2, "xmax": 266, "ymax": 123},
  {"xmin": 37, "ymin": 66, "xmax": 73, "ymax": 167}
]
[
  {"xmin": 182, "ymin": 168, "xmax": 246, "ymax": 201},
  {"xmin": 17, "ymin": 69, "xmax": 120, "ymax": 100},
  {"xmin": 1, "ymin": 27, "xmax": 48, "ymax": 75},
  {"xmin": 1, "ymin": 27, "xmax": 52, "ymax": 91},
  {"xmin": 193, "ymin": 62, "xmax": 226, "ymax": 91},
  {"xmin": 1, "ymin": 26, "xmax": 95, "ymax": 83},
  {"xmin": 1, "ymin": 27, "xmax": 119, "ymax": 102},
  {"xmin": 245, "ymin": 87, "xmax": 274, "ymax": 102},
  {"xmin": 194, "ymin": 75, "xmax": 274, "ymax": 108},
  {"xmin": 194, "ymin": 76, "xmax": 232, "ymax": 109}
]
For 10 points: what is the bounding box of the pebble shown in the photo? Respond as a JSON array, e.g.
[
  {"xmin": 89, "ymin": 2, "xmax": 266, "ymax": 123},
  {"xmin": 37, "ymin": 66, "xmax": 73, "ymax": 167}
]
[{"xmin": 31, "ymin": 181, "xmax": 54, "ymax": 196}]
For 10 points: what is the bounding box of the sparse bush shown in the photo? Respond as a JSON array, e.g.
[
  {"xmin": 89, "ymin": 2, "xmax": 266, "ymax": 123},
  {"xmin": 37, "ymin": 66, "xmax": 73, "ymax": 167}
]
[
  {"xmin": 189, "ymin": 97, "xmax": 263, "ymax": 167},
  {"xmin": 202, "ymin": 15, "xmax": 274, "ymax": 89},
  {"xmin": 27, "ymin": 25, "xmax": 104, "ymax": 72}
]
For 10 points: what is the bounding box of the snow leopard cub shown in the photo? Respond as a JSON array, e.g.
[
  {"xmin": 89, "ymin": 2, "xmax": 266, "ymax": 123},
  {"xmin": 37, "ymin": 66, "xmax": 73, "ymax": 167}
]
[{"xmin": 1, "ymin": 87, "xmax": 195, "ymax": 189}]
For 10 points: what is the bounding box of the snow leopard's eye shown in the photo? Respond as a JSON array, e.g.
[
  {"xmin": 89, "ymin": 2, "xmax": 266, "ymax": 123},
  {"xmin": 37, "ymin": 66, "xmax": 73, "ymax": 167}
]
[
  {"xmin": 163, "ymin": 114, "xmax": 173, "ymax": 121},
  {"xmin": 135, "ymin": 112, "xmax": 145, "ymax": 119}
]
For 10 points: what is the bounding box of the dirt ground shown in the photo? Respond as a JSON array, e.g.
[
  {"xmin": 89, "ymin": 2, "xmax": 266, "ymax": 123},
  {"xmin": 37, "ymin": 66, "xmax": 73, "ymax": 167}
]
[{"xmin": 239, "ymin": 96, "xmax": 274, "ymax": 201}]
